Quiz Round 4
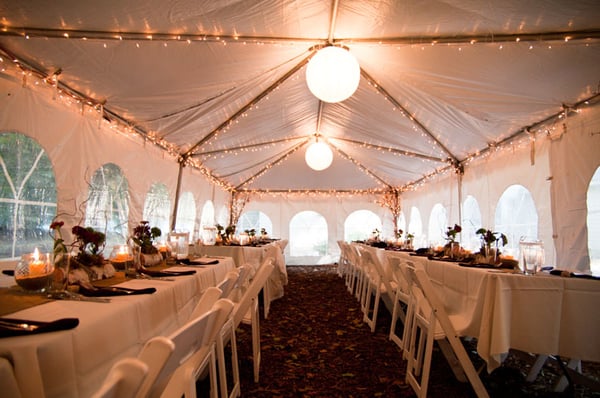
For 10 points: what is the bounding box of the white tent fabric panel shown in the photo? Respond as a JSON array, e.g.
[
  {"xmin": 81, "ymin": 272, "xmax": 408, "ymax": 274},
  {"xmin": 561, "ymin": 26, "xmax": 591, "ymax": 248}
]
[
  {"xmin": 550, "ymin": 105, "xmax": 600, "ymax": 272},
  {"xmin": 0, "ymin": 74, "xmax": 226, "ymax": 240},
  {"xmin": 1, "ymin": 0, "xmax": 598, "ymax": 192}
]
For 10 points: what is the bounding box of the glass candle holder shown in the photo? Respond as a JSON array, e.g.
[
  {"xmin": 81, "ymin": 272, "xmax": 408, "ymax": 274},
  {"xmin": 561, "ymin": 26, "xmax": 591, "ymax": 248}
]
[
  {"xmin": 15, "ymin": 248, "xmax": 53, "ymax": 292},
  {"xmin": 109, "ymin": 245, "xmax": 134, "ymax": 272}
]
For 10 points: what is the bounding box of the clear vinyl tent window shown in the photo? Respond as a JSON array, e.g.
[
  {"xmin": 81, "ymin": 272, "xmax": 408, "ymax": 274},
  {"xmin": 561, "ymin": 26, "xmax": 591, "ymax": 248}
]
[
  {"xmin": 200, "ymin": 200, "xmax": 215, "ymax": 228},
  {"xmin": 0, "ymin": 132, "xmax": 57, "ymax": 259},
  {"xmin": 408, "ymin": 206, "xmax": 423, "ymax": 247},
  {"xmin": 289, "ymin": 210, "xmax": 328, "ymax": 256},
  {"xmin": 494, "ymin": 184, "xmax": 538, "ymax": 257},
  {"xmin": 587, "ymin": 167, "xmax": 600, "ymax": 275},
  {"xmin": 428, "ymin": 203, "xmax": 448, "ymax": 247},
  {"xmin": 142, "ymin": 182, "xmax": 170, "ymax": 236},
  {"xmin": 85, "ymin": 163, "xmax": 129, "ymax": 254},
  {"xmin": 175, "ymin": 191, "xmax": 196, "ymax": 239},
  {"xmin": 461, "ymin": 195, "xmax": 483, "ymax": 251},
  {"xmin": 237, "ymin": 210, "xmax": 273, "ymax": 236},
  {"xmin": 398, "ymin": 211, "xmax": 407, "ymax": 236},
  {"xmin": 344, "ymin": 210, "xmax": 381, "ymax": 241}
]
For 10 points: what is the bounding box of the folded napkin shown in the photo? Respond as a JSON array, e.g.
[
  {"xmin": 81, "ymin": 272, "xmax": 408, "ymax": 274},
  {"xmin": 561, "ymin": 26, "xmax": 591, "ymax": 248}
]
[
  {"xmin": 0, "ymin": 317, "xmax": 79, "ymax": 338},
  {"xmin": 459, "ymin": 262, "xmax": 504, "ymax": 269},
  {"xmin": 178, "ymin": 257, "xmax": 219, "ymax": 266},
  {"xmin": 139, "ymin": 268, "xmax": 196, "ymax": 277},
  {"xmin": 79, "ymin": 285, "xmax": 157, "ymax": 297}
]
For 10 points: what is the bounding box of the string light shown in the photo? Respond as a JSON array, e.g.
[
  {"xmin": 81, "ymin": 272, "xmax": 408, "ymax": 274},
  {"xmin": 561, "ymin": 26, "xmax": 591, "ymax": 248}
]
[{"xmin": 0, "ymin": 31, "xmax": 598, "ymax": 198}]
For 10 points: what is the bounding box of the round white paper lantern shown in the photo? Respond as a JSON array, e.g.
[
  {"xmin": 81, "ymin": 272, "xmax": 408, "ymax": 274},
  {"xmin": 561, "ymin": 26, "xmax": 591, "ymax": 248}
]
[
  {"xmin": 305, "ymin": 141, "xmax": 333, "ymax": 171},
  {"xmin": 306, "ymin": 46, "xmax": 360, "ymax": 103}
]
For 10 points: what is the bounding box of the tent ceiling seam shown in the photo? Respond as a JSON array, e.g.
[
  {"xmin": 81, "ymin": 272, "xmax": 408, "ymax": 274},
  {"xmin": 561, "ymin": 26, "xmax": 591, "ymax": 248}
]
[
  {"xmin": 360, "ymin": 68, "xmax": 459, "ymax": 163},
  {"xmin": 235, "ymin": 139, "xmax": 308, "ymax": 190},
  {"xmin": 2, "ymin": 27, "xmax": 599, "ymax": 45},
  {"xmin": 182, "ymin": 51, "xmax": 314, "ymax": 158}
]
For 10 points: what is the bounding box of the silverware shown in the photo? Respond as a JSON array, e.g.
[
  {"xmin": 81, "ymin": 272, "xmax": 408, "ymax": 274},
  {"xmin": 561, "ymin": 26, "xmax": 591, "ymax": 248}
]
[
  {"xmin": 47, "ymin": 291, "xmax": 111, "ymax": 303},
  {"xmin": 0, "ymin": 319, "xmax": 39, "ymax": 331},
  {"xmin": 137, "ymin": 273, "xmax": 175, "ymax": 282}
]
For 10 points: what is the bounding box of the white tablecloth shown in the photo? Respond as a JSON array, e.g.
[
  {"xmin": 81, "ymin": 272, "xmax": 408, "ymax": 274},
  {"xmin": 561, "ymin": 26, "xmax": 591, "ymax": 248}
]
[
  {"xmin": 381, "ymin": 250, "xmax": 600, "ymax": 371},
  {"xmin": 0, "ymin": 258, "xmax": 235, "ymax": 398},
  {"xmin": 195, "ymin": 241, "xmax": 288, "ymax": 301}
]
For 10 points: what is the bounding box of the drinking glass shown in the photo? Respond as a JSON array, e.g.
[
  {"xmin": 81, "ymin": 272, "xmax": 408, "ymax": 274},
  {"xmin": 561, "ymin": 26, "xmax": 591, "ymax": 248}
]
[{"xmin": 519, "ymin": 238, "xmax": 544, "ymax": 275}]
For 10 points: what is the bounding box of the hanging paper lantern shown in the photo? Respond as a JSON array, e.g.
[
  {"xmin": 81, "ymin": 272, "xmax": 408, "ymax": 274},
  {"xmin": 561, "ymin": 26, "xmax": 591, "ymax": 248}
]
[
  {"xmin": 305, "ymin": 141, "xmax": 333, "ymax": 171},
  {"xmin": 306, "ymin": 46, "xmax": 360, "ymax": 103}
]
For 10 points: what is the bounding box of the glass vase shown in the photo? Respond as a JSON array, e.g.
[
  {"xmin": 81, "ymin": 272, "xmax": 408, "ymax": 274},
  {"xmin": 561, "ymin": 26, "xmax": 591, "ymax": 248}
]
[{"xmin": 48, "ymin": 252, "xmax": 70, "ymax": 293}]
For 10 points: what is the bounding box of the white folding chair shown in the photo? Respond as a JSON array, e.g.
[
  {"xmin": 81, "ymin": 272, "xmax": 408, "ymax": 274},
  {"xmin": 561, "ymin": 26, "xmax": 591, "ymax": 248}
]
[
  {"xmin": 356, "ymin": 245, "xmax": 395, "ymax": 332},
  {"xmin": 404, "ymin": 266, "xmax": 489, "ymax": 398},
  {"xmin": 224, "ymin": 258, "xmax": 275, "ymax": 383},
  {"xmin": 387, "ymin": 256, "xmax": 413, "ymax": 353},
  {"xmin": 136, "ymin": 300, "xmax": 228, "ymax": 398},
  {"xmin": 91, "ymin": 358, "xmax": 149, "ymax": 398},
  {"xmin": 161, "ymin": 298, "xmax": 234, "ymax": 398}
]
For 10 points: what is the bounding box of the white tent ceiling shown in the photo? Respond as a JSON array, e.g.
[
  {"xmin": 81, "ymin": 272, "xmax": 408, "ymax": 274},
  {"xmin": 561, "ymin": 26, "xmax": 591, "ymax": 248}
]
[{"xmin": 1, "ymin": 0, "xmax": 599, "ymax": 193}]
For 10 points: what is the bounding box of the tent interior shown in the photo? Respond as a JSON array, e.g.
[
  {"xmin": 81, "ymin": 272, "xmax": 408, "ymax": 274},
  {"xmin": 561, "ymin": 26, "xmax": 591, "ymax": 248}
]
[{"xmin": 0, "ymin": 0, "xmax": 599, "ymax": 271}]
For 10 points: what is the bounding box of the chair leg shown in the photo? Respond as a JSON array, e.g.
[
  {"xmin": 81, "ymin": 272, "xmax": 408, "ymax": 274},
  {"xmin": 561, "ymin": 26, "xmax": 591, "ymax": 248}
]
[
  {"xmin": 217, "ymin": 321, "xmax": 241, "ymax": 398},
  {"xmin": 251, "ymin": 299, "xmax": 261, "ymax": 383}
]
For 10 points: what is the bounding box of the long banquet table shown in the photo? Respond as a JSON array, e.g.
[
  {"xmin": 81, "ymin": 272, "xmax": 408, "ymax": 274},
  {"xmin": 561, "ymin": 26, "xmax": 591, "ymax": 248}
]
[
  {"xmin": 0, "ymin": 257, "xmax": 235, "ymax": 398},
  {"xmin": 194, "ymin": 240, "xmax": 288, "ymax": 302},
  {"xmin": 378, "ymin": 249, "xmax": 600, "ymax": 372}
]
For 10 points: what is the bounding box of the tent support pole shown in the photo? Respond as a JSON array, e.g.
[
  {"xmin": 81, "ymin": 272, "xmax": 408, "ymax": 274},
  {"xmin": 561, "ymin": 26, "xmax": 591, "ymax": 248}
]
[{"xmin": 171, "ymin": 159, "xmax": 186, "ymax": 232}]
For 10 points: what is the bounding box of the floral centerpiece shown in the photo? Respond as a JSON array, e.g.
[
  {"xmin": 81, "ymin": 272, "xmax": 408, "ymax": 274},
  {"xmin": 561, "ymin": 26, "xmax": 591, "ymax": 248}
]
[
  {"xmin": 476, "ymin": 228, "xmax": 507, "ymax": 264},
  {"xmin": 131, "ymin": 221, "xmax": 162, "ymax": 254},
  {"xmin": 71, "ymin": 225, "xmax": 106, "ymax": 267},
  {"xmin": 444, "ymin": 224, "xmax": 462, "ymax": 258},
  {"xmin": 445, "ymin": 224, "xmax": 462, "ymax": 245},
  {"xmin": 49, "ymin": 220, "xmax": 115, "ymax": 285},
  {"xmin": 130, "ymin": 221, "xmax": 163, "ymax": 267}
]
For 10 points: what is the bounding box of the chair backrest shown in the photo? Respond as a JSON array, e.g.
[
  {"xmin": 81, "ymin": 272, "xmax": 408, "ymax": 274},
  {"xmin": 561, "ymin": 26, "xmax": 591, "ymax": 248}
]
[
  {"xmin": 152, "ymin": 298, "xmax": 235, "ymax": 398},
  {"xmin": 226, "ymin": 264, "xmax": 252, "ymax": 302},
  {"xmin": 92, "ymin": 357, "xmax": 148, "ymax": 398},
  {"xmin": 139, "ymin": 307, "xmax": 221, "ymax": 398},
  {"xmin": 135, "ymin": 337, "xmax": 175, "ymax": 398},
  {"xmin": 358, "ymin": 245, "xmax": 394, "ymax": 296},
  {"xmin": 233, "ymin": 258, "xmax": 275, "ymax": 327},
  {"xmin": 217, "ymin": 270, "xmax": 239, "ymax": 299},
  {"xmin": 189, "ymin": 286, "xmax": 222, "ymax": 322},
  {"xmin": 387, "ymin": 256, "xmax": 412, "ymax": 295}
]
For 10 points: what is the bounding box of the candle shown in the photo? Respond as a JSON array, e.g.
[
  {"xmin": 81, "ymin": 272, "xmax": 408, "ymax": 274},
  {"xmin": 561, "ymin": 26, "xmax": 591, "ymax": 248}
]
[
  {"xmin": 29, "ymin": 248, "xmax": 46, "ymax": 276},
  {"xmin": 114, "ymin": 245, "xmax": 131, "ymax": 262}
]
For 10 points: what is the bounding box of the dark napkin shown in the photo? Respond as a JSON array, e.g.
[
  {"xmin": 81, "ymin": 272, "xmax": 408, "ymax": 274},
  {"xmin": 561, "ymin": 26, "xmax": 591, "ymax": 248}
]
[
  {"xmin": 428, "ymin": 256, "xmax": 463, "ymax": 263},
  {"xmin": 177, "ymin": 257, "xmax": 219, "ymax": 266},
  {"xmin": 139, "ymin": 268, "xmax": 196, "ymax": 277},
  {"xmin": 79, "ymin": 285, "xmax": 157, "ymax": 297},
  {"xmin": 0, "ymin": 317, "xmax": 79, "ymax": 338},
  {"xmin": 459, "ymin": 262, "xmax": 514, "ymax": 269}
]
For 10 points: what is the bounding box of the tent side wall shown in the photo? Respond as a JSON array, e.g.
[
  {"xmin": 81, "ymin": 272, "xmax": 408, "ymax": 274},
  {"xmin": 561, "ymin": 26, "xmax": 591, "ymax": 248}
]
[{"xmin": 0, "ymin": 73, "xmax": 229, "ymax": 245}]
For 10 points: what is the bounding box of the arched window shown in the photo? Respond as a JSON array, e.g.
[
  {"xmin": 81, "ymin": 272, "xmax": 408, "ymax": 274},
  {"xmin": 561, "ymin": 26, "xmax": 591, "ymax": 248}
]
[
  {"xmin": 408, "ymin": 206, "xmax": 423, "ymax": 246},
  {"xmin": 142, "ymin": 182, "xmax": 170, "ymax": 236},
  {"xmin": 344, "ymin": 210, "xmax": 381, "ymax": 241},
  {"xmin": 587, "ymin": 167, "xmax": 600, "ymax": 274},
  {"xmin": 200, "ymin": 200, "xmax": 215, "ymax": 228},
  {"xmin": 86, "ymin": 163, "xmax": 129, "ymax": 253},
  {"xmin": 398, "ymin": 211, "xmax": 407, "ymax": 236},
  {"xmin": 495, "ymin": 184, "xmax": 538, "ymax": 256},
  {"xmin": 428, "ymin": 204, "xmax": 447, "ymax": 247},
  {"xmin": 216, "ymin": 205, "xmax": 229, "ymax": 227},
  {"xmin": 461, "ymin": 195, "xmax": 482, "ymax": 251},
  {"xmin": 237, "ymin": 210, "xmax": 273, "ymax": 236},
  {"xmin": 175, "ymin": 191, "xmax": 196, "ymax": 238},
  {"xmin": 0, "ymin": 132, "xmax": 57, "ymax": 258},
  {"xmin": 289, "ymin": 211, "xmax": 328, "ymax": 256}
]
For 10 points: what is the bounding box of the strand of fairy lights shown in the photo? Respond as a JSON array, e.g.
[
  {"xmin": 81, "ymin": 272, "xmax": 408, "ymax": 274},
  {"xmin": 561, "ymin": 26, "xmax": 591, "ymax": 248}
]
[{"xmin": 1, "ymin": 33, "xmax": 598, "ymax": 198}]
